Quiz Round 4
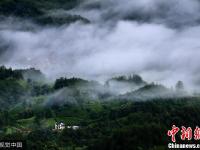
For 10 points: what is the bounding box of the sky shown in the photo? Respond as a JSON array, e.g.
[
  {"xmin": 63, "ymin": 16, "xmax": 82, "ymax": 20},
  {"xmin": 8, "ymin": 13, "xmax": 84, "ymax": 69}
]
[{"xmin": 1, "ymin": 0, "xmax": 200, "ymax": 89}]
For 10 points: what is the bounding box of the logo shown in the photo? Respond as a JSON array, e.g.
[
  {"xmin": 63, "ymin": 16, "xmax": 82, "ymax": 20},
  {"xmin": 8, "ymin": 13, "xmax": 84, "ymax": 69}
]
[{"xmin": 167, "ymin": 125, "xmax": 200, "ymax": 149}]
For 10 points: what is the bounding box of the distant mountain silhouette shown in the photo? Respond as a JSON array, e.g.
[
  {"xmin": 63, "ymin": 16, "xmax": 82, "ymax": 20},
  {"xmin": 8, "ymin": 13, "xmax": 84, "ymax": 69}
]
[{"xmin": 118, "ymin": 83, "xmax": 188, "ymax": 101}]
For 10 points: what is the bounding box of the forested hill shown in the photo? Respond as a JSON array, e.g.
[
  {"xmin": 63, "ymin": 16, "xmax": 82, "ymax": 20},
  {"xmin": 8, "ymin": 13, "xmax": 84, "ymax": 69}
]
[
  {"xmin": 0, "ymin": 66, "xmax": 199, "ymax": 149},
  {"xmin": 0, "ymin": 0, "xmax": 89, "ymax": 25},
  {"xmin": 0, "ymin": 66, "xmax": 191, "ymax": 109}
]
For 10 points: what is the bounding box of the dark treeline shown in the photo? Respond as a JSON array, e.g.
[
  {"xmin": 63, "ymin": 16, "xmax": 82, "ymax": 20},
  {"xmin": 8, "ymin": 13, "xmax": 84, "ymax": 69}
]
[
  {"xmin": 113, "ymin": 74, "xmax": 144, "ymax": 83},
  {"xmin": 0, "ymin": 0, "xmax": 79, "ymax": 17},
  {"xmin": 54, "ymin": 77, "xmax": 90, "ymax": 90},
  {"xmin": 106, "ymin": 74, "xmax": 146, "ymax": 85},
  {"xmin": 0, "ymin": 66, "xmax": 23, "ymax": 80},
  {"xmin": 0, "ymin": 0, "xmax": 88, "ymax": 26}
]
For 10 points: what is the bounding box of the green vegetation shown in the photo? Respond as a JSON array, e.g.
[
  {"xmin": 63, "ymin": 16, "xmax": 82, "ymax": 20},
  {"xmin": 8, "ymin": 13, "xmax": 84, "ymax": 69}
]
[
  {"xmin": 0, "ymin": 0, "xmax": 89, "ymax": 26},
  {"xmin": 0, "ymin": 0, "xmax": 43, "ymax": 18},
  {"xmin": 107, "ymin": 74, "xmax": 146, "ymax": 85},
  {"xmin": 35, "ymin": 15, "xmax": 90, "ymax": 26},
  {"xmin": 2, "ymin": 96, "xmax": 200, "ymax": 150},
  {"xmin": 0, "ymin": 66, "xmax": 22, "ymax": 80},
  {"xmin": 54, "ymin": 77, "xmax": 90, "ymax": 90},
  {"xmin": 0, "ymin": 66, "xmax": 199, "ymax": 149}
]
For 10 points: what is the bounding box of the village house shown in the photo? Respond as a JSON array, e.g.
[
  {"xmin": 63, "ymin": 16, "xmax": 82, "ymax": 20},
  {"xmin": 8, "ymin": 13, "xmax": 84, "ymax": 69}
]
[
  {"xmin": 53, "ymin": 122, "xmax": 65, "ymax": 131},
  {"xmin": 53, "ymin": 122, "xmax": 80, "ymax": 131},
  {"xmin": 67, "ymin": 126, "xmax": 80, "ymax": 130}
]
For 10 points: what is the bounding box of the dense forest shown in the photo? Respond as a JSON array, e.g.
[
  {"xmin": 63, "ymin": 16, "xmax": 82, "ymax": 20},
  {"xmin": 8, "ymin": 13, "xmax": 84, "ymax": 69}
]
[
  {"xmin": 0, "ymin": 66, "xmax": 199, "ymax": 150},
  {"xmin": 1, "ymin": 0, "xmax": 200, "ymax": 150}
]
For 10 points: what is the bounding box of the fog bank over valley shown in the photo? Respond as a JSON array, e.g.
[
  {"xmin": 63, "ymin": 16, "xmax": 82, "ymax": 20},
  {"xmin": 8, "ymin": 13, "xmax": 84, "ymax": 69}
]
[{"xmin": 0, "ymin": 0, "xmax": 200, "ymax": 90}]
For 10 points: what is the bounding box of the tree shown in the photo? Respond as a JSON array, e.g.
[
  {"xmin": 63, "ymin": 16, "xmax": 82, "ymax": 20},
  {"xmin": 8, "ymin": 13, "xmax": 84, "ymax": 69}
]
[
  {"xmin": 176, "ymin": 81, "xmax": 184, "ymax": 91},
  {"xmin": 54, "ymin": 77, "xmax": 88, "ymax": 90},
  {"xmin": 0, "ymin": 66, "xmax": 23, "ymax": 80}
]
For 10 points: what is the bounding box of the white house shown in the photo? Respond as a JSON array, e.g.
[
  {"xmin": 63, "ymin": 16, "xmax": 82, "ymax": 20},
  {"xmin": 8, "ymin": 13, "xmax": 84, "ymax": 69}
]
[
  {"xmin": 53, "ymin": 122, "xmax": 80, "ymax": 131},
  {"xmin": 67, "ymin": 126, "xmax": 80, "ymax": 130},
  {"xmin": 54, "ymin": 122, "xmax": 65, "ymax": 130}
]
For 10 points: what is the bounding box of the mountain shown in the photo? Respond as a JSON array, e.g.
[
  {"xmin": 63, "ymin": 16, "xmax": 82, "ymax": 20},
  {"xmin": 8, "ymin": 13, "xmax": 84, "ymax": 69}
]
[
  {"xmin": 0, "ymin": 0, "xmax": 89, "ymax": 26},
  {"xmin": 119, "ymin": 84, "xmax": 175, "ymax": 100},
  {"xmin": 106, "ymin": 74, "xmax": 147, "ymax": 94},
  {"xmin": 16, "ymin": 68, "xmax": 46, "ymax": 82},
  {"xmin": 35, "ymin": 14, "xmax": 90, "ymax": 26}
]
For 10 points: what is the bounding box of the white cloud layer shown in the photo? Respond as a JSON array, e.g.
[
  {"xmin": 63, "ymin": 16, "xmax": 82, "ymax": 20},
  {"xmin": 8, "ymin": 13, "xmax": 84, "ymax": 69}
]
[{"xmin": 1, "ymin": 0, "xmax": 200, "ymax": 89}]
